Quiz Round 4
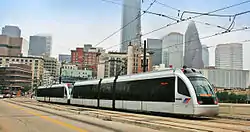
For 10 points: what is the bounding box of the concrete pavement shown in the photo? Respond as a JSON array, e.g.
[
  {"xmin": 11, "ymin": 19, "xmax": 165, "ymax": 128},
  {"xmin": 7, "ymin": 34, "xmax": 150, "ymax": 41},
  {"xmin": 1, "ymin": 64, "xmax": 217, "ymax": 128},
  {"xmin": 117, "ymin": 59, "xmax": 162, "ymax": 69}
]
[{"xmin": 0, "ymin": 100, "xmax": 172, "ymax": 132}]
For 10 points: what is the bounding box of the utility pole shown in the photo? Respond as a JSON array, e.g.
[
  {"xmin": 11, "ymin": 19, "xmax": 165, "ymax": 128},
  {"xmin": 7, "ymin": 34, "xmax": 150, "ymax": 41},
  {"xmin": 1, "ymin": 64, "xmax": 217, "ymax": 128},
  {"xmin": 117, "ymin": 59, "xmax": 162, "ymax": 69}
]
[
  {"xmin": 59, "ymin": 61, "xmax": 65, "ymax": 84},
  {"xmin": 143, "ymin": 40, "xmax": 147, "ymax": 72},
  {"xmin": 112, "ymin": 65, "xmax": 124, "ymax": 110},
  {"xmin": 97, "ymin": 78, "xmax": 102, "ymax": 109}
]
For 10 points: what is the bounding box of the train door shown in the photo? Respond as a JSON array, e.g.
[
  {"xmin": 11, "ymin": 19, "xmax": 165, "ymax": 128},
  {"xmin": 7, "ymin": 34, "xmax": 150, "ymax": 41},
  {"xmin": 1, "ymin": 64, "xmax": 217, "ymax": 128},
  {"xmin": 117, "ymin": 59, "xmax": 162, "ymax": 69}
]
[{"xmin": 174, "ymin": 76, "xmax": 194, "ymax": 115}]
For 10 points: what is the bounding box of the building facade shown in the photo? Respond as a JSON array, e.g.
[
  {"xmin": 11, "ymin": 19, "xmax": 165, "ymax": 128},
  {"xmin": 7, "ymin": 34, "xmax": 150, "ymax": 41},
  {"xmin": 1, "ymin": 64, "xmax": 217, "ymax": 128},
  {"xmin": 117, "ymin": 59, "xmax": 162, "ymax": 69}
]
[
  {"xmin": 184, "ymin": 21, "xmax": 204, "ymax": 69},
  {"xmin": 28, "ymin": 35, "xmax": 52, "ymax": 57},
  {"xmin": 120, "ymin": 0, "xmax": 141, "ymax": 52},
  {"xmin": 202, "ymin": 45, "xmax": 209, "ymax": 67},
  {"xmin": 0, "ymin": 35, "xmax": 23, "ymax": 56},
  {"xmin": 1, "ymin": 25, "xmax": 21, "ymax": 38},
  {"xmin": 200, "ymin": 68, "xmax": 249, "ymax": 89},
  {"xmin": 0, "ymin": 64, "xmax": 32, "ymax": 92},
  {"xmin": 58, "ymin": 54, "xmax": 71, "ymax": 63},
  {"xmin": 97, "ymin": 52, "xmax": 127, "ymax": 78},
  {"xmin": 62, "ymin": 64, "xmax": 78, "ymax": 70},
  {"xmin": 0, "ymin": 56, "xmax": 44, "ymax": 88},
  {"xmin": 43, "ymin": 57, "xmax": 58, "ymax": 78},
  {"xmin": 147, "ymin": 38, "xmax": 162, "ymax": 65},
  {"xmin": 215, "ymin": 43, "xmax": 243, "ymax": 70},
  {"xmin": 162, "ymin": 32, "xmax": 184, "ymax": 68},
  {"xmin": 71, "ymin": 46, "xmax": 101, "ymax": 77},
  {"xmin": 137, "ymin": 52, "xmax": 153, "ymax": 73},
  {"xmin": 42, "ymin": 70, "xmax": 54, "ymax": 86},
  {"xmin": 61, "ymin": 69, "xmax": 93, "ymax": 82}
]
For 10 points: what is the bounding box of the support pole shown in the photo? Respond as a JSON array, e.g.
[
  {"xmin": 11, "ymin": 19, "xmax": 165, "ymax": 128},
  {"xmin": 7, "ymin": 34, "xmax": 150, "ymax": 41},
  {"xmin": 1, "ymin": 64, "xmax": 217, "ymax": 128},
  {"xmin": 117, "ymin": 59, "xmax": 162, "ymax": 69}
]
[{"xmin": 143, "ymin": 40, "xmax": 147, "ymax": 72}]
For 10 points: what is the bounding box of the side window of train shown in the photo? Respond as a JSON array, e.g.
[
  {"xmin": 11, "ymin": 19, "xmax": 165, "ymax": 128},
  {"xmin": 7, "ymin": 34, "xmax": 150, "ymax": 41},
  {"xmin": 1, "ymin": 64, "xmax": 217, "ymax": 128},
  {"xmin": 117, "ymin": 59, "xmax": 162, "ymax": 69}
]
[{"xmin": 177, "ymin": 77, "xmax": 190, "ymax": 97}]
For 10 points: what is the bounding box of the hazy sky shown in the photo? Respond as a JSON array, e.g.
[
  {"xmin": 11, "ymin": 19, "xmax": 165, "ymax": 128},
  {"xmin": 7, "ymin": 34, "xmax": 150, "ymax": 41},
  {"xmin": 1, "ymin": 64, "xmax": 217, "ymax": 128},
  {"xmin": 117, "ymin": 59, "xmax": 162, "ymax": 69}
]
[{"xmin": 0, "ymin": 0, "xmax": 250, "ymax": 69}]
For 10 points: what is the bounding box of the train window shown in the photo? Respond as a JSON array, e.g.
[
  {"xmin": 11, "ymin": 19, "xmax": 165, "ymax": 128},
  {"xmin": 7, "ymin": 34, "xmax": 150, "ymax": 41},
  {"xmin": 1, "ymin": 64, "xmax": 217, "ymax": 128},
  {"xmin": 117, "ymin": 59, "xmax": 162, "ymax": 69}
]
[
  {"xmin": 100, "ymin": 83, "xmax": 112, "ymax": 100},
  {"xmin": 178, "ymin": 77, "xmax": 190, "ymax": 97},
  {"xmin": 37, "ymin": 87, "xmax": 64, "ymax": 98},
  {"xmin": 75, "ymin": 84, "xmax": 98, "ymax": 99},
  {"xmin": 64, "ymin": 87, "xmax": 67, "ymax": 95},
  {"xmin": 115, "ymin": 77, "xmax": 175, "ymax": 102}
]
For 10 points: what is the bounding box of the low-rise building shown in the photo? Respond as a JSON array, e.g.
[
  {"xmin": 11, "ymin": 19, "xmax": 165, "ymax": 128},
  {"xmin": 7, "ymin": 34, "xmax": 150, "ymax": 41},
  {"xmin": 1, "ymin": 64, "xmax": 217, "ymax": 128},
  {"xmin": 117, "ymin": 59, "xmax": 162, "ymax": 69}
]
[
  {"xmin": 0, "ymin": 63, "xmax": 32, "ymax": 94},
  {"xmin": 97, "ymin": 52, "xmax": 127, "ymax": 79},
  {"xmin": 42, "ymin": 70, "xmax": 54, "ymax": 86},
  {"xmin": 200, "ymin": 68, "xmax": 249, "ymax": 89},
  {"xmin": 0, "ymin": 56, "xmax": 44, "ymax": 88},
  {"xmin": 61, "ymin": 69, "xmax": 92, "ymax": 83},
  {"xmin": 43, "ymin": 57, "xmax": 58, "ymax": 77}
]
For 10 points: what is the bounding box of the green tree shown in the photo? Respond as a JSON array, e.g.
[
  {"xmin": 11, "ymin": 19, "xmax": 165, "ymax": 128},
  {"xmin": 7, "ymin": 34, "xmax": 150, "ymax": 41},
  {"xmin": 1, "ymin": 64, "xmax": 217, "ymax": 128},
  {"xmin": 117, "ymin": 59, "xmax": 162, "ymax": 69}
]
[{"xmin": 23, "ymin": 85, "xmax": 32, "ymax": 93}]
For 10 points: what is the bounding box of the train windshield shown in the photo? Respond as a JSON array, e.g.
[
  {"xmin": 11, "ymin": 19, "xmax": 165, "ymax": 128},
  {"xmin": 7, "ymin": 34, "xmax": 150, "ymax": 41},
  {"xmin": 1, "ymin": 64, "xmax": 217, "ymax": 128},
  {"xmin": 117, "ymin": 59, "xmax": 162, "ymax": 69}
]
[{"xmin": 188, "ymin": 77, "xmax": 215, "ymax": 97}]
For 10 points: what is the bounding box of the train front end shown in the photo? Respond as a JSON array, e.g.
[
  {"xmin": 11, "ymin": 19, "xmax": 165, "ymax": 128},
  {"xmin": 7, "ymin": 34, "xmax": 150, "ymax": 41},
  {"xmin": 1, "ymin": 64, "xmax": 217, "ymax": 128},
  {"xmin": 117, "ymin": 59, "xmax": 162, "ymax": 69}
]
[{"xmin": 183, "ymin": 68, "xmax": 219, "ymax": 117}]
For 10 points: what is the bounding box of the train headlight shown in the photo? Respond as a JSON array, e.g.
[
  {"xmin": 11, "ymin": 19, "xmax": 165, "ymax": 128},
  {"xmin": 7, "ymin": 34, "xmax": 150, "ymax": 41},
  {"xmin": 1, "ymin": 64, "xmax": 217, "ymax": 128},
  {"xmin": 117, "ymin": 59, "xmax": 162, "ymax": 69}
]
[
  {"xmin": 198, "ymin": 100, "xmax": 203, "ymax": 104},
  {"xmin": 214, "ymin": 97, "xmax": 219, "ymax": 105}
]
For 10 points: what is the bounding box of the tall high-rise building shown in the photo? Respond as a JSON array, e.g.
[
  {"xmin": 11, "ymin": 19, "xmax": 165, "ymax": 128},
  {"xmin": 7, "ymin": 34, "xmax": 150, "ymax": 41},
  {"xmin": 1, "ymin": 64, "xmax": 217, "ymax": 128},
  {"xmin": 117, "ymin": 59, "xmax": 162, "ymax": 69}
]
[
  {"xmin": 215, "ymin": 43, "xmax": 243, "ymax": 70},
  {"xmin": 147, "ymin": 38, "xmax": 162, "ymax": 65},
  {"xmin": 184, "ymin": 21, "xmax": 204, "ymax": 69},
  {"xmin": 120, "ymin": 0, "xmax": 141, "ymax": 52},
  {"xmin": 162, "ymin": 32, "xmax": 184, "ymax": 68},
  {"xmin": 1, "ymin": 25, "xmax": 21, "ymax": 38},
  {"xmin": 28, "ymin": 35, "xmax": 52, "ymax": 57},
  {"xmin": 22, "ymin": 38, "xmax": 29, "ymax": 56},
  {"xmin": 45, "ymin": 36, "xmax": 52, "ymax": 57},
  {"xmin": 202, "ymin": 45, "xmax": 209, "ymax": 67}
]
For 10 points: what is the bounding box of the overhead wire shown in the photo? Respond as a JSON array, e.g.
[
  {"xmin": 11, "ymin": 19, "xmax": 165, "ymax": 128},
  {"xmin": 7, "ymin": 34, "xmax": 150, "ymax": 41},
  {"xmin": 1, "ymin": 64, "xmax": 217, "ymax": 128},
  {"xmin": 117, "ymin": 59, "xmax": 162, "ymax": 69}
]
[
  {"xmin": 100, "ymin": 0, "xmax": 250, "ymax": 51},
  {"xmin": 94, "ymin": 0, "xmax": 157, "ymax": 47},
  {"xmin": 146, "ymin": 26, "xmax": 250, "ymax": 54}
]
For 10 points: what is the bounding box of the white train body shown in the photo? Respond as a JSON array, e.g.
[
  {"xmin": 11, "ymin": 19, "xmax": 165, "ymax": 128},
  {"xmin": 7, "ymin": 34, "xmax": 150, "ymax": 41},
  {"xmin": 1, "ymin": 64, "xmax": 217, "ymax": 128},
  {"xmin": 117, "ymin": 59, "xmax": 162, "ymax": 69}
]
[
  {"xmin": 71, "ymin": 68, "xmax": 219, "ymax": 117},
  {"xmin": 36, "ymin": 83, "xmax": 72, "ymax": 104}
]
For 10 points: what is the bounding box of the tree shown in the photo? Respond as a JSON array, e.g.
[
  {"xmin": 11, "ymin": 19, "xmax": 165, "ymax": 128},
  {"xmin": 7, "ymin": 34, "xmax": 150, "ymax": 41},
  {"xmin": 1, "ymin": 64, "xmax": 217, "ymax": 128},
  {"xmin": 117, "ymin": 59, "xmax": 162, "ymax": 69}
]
[{"xmin": 23, "ymin": 85, "xmax": 31, "ymax": 93}]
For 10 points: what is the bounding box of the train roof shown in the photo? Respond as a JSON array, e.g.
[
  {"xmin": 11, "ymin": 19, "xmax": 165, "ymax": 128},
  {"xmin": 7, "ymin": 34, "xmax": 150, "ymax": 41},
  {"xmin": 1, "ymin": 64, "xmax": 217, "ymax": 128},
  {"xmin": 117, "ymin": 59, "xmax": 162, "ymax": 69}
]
[
  {"xmin": 37, "ymin": 83, "xmax": 68, "ymax": 89},
  {"xmin": 74, "ymin": 68, "xmax": 205, "ymax": 86}
]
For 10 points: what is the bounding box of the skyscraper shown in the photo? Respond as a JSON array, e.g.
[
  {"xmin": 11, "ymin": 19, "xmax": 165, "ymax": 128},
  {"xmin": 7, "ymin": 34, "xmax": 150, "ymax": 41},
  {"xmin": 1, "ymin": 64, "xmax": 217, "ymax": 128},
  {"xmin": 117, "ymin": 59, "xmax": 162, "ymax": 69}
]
[
  {"xmin": 215, "ymin": 43, "xmax": 243, "ymax": 70},
  {"xmin": 162, "ymin": 32, "xmax": 184, "ymax": 68},
  {"xmin": 28, "ymin": 35, "xmax": 52, "ymax": 57},
  {"xmin": 184, "ymin": 21, "xmax": 204, "ymax": 69},
  {"xmin": 120, "ymin": 0, "xmax": 141, "ymax": 52},
  {"xmin": 202, "ymin": 45, "xmax": 209, "ymax": 67},
  {"xmin": 1, "ymin": 25, "xmax": 21, "ymax": 38},
  {"xmin": 147, "ymin": 38, "xmax": 162, "ymax": 65}
]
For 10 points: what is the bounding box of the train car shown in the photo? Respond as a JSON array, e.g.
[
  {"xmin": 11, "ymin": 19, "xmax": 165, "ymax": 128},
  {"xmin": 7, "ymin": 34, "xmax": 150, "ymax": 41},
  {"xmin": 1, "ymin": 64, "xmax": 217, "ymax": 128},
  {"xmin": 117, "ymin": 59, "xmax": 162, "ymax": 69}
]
[
  {"xmin": 36, "ymin": 83, "xmax": 72, "ymax": 104},
  {"xmin": 71, "ymin": 68, "xmax": 219, "ymax": 116}
]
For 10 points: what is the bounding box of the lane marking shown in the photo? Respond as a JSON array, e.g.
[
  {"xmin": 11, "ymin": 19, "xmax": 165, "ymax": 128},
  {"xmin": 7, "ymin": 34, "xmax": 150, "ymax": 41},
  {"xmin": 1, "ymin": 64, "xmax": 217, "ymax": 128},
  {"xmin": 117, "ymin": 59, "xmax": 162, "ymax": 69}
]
[{"xmin": 6, "ymin": 102, "xmax": 87, "ymax": 132}]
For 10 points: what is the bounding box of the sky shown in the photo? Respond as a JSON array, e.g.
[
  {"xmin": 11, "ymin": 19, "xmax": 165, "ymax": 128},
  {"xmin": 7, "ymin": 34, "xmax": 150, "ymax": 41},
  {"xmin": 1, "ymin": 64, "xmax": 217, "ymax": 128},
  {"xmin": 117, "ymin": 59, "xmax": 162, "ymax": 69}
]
[{"xmin": 0, "ymin": 0, "xmax": 250, "ymax": 69}]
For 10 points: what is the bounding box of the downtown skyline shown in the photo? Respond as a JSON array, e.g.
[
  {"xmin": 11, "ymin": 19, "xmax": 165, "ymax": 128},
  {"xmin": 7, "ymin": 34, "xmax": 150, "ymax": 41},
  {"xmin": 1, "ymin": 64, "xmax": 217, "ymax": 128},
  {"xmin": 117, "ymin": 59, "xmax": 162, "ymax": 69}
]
[{"xmin": 0, "ymin": 0, "xmax": 250, "ymax": 69}]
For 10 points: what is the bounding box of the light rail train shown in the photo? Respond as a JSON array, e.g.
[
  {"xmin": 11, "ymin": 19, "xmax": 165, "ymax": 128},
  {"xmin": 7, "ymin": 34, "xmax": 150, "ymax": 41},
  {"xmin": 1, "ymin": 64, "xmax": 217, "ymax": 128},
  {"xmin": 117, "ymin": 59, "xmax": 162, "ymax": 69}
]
[
  {"xmin": 36, "ymin": 68, "xmax": 219, "ymax": 117},
  {"xmin": 36, "ymin": 83, "xmax": 72, "ymax": 104}
]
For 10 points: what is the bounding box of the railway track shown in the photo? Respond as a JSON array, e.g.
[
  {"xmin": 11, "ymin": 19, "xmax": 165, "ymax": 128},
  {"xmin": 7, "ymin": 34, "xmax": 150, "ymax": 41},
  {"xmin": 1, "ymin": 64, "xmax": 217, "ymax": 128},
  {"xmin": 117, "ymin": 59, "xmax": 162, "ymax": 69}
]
[{"xmin": 8, "ymin": 98, "xmax": 250, "ymax": 132}]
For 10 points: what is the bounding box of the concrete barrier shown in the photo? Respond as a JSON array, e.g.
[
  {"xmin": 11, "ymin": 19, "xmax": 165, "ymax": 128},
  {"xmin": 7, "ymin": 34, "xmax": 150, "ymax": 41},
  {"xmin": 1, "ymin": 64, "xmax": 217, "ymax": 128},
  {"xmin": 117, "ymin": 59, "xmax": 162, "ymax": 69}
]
[{"xmin": 219, "ymin": 103, "xmax": 250, "ymax": 118}]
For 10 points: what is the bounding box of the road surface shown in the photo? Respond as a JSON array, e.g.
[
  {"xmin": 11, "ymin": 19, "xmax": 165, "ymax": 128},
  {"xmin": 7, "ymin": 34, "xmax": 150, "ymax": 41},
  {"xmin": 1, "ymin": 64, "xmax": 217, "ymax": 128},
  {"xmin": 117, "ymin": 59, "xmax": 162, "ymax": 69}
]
[{"xmin": 0, "ymin": 99, "xmax": 167, "ymax": 132}]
